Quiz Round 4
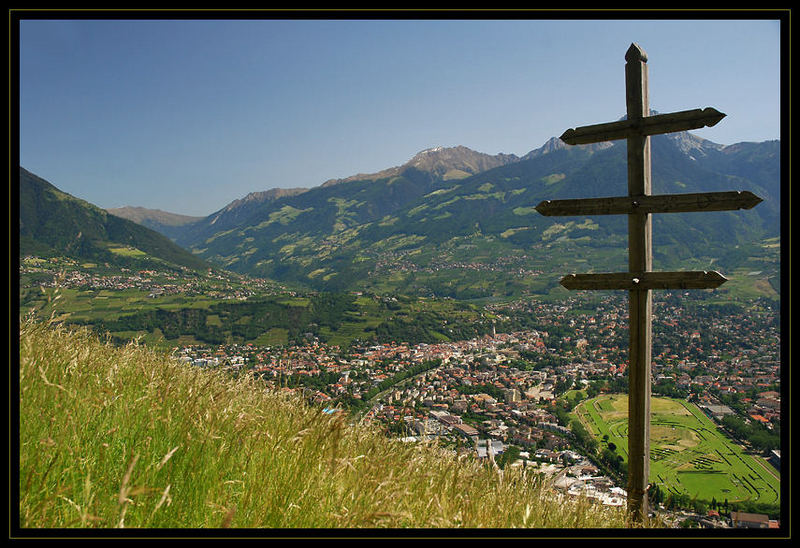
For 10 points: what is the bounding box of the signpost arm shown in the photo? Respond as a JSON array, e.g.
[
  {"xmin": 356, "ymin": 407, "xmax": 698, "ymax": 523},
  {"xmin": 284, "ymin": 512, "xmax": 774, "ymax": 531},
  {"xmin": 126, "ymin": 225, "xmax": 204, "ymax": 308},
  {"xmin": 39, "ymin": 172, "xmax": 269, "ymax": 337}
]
[{"xmin": 625, "ymin": 43, "xmax": 652, "ymax": 521}]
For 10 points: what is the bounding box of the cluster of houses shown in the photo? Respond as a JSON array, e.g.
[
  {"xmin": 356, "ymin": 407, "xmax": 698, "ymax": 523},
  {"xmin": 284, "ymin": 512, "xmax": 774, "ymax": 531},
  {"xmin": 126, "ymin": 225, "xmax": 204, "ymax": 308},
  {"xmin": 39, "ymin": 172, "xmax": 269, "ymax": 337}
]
[{"xmin": 20, "ymin": 255, "xmax": 286, "ymax": 300}]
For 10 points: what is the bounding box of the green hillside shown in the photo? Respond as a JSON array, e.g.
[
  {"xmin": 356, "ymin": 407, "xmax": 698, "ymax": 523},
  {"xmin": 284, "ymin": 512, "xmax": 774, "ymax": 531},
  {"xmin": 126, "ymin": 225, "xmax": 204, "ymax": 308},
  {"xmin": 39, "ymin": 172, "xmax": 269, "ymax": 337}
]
[{"xmin": 18, "ymin": 168, "xmax": 210, "ymax": 272}]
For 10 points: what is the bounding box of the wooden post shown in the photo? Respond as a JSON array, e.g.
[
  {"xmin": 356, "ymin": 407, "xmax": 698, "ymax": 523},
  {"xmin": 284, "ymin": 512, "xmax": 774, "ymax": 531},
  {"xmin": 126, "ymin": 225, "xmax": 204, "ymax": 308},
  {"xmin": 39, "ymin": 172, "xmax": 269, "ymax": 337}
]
[
  {"xmin": 624, "ymin": 42, "xmax": 652, "ymax": 522},
  {"xmin": 535, "ymin": 42, "xmax": 762, "ymax": 523}
]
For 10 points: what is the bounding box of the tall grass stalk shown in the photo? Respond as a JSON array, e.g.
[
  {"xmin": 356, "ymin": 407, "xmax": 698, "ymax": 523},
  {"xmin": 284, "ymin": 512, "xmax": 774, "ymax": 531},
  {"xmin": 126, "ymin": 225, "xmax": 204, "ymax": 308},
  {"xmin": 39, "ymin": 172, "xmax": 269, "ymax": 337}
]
[{"xmin": 18, "ymin": 320, "xmax": 646, "ymax": 529}]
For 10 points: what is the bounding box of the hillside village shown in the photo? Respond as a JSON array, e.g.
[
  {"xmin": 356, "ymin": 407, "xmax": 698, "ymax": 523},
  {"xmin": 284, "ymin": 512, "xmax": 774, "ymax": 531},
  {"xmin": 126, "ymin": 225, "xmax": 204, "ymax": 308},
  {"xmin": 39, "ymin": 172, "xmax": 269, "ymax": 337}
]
[{"xmin": 20, "ymin": 255, "xmax": 288, "ymax": 300}]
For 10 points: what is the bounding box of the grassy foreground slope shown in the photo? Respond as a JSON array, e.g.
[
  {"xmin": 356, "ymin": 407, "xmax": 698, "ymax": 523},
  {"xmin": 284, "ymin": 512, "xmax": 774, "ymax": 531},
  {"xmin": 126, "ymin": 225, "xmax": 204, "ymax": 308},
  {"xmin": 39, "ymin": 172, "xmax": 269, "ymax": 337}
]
[{"xmin": 18, "ymin": 321, "xmax": 640, "ymax": 530}]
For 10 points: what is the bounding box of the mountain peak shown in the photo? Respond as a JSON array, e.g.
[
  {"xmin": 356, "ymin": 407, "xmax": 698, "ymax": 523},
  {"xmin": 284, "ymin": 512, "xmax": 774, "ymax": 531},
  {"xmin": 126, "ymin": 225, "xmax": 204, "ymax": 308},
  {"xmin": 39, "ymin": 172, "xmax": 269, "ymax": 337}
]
[
  {"xmin": 417, "ymin": 145, "xmax": 446, "ymax": 155},
  {"xmin": 405, "ymin": 145, "xmax": 519, "ymax": 180},
  {"xmin": 665, "ymin": 131, "xmax": 725, "ymax": 157},
  {"xmin": 220, "ymin": 187, "xmax": 308, "ymax": 213},
  {"xmin": 523, "ymin": 136, "xmax": 613, "ymax": 160},
  {"xmin": 107, "ymin": 206, "xmax": 204, "ymax": 227},
  {"xmin": 324, "ymin": 145, "xmax": 519, "ymax": 187}
]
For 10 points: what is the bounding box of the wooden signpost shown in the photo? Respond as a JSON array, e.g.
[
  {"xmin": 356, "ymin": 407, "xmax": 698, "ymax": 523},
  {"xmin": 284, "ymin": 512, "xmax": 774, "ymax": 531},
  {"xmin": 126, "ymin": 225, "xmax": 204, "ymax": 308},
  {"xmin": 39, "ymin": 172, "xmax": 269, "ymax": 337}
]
[{"xmin": 536, "ymin": 43, "xmax": 762, "ymax": 521}]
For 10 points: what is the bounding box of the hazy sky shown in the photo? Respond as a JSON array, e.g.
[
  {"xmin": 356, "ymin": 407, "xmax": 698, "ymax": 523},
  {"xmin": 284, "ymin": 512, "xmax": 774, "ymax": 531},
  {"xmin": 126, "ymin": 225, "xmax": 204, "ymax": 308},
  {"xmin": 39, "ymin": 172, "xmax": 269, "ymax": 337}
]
[{"xmin": 18, "ymin": 14, "xmax": 784, "ymax": 217}]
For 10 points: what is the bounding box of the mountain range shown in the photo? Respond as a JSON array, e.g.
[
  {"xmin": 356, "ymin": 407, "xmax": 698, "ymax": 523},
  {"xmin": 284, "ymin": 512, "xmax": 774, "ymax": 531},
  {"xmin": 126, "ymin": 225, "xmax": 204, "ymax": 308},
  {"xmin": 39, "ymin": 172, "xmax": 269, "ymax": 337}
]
[{"xmin": 20, "ymin": 128, "xmax": 780, "ymax": 299}]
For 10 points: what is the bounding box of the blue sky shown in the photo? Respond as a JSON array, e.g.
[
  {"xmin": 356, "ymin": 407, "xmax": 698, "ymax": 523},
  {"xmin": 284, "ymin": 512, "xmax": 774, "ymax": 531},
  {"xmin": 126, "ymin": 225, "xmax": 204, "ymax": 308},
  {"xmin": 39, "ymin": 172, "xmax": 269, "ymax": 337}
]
[{"xmin": 18, "ymin": 15, "xmax": 783, "ymax": 217}]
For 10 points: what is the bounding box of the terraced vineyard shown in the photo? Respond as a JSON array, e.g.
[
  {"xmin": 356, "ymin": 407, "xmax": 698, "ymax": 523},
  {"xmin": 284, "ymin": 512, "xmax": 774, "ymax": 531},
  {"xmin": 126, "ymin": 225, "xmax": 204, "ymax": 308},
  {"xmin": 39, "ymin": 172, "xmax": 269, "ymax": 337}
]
[{"xmin": 574, "ymin": 394, "xmax": 780, "ymax": 508}]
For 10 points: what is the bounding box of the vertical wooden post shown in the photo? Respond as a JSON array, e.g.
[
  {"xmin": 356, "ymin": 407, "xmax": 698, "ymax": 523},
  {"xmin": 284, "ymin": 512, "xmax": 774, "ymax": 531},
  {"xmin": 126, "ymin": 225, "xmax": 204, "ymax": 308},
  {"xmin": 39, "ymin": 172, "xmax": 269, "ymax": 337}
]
[{"xmin": 624, "ymin": 43, "xmax": 652, "ymax": 521}]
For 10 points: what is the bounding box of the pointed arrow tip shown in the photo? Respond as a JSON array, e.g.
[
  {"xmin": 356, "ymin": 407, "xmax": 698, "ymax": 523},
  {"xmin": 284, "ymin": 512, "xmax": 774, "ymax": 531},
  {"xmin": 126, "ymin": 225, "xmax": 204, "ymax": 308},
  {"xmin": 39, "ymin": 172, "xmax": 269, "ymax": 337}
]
[
  {"xmin": 560, "ymin": 274, "xmax": 578, "ymax": 289},
  {"xmin": 560, "ymin": 129, "xmax": 576, "ymax": 144},
  {"xmin": 703, "ymin": 107, "xmax": 726, "ymax": 127},
  {"xmin": 739, "ymin": 191, "xmax": 763, "ymax": 209},
  {"xmin": 707, "ymin": 271, "xmax": 728, "ymax": 286}
]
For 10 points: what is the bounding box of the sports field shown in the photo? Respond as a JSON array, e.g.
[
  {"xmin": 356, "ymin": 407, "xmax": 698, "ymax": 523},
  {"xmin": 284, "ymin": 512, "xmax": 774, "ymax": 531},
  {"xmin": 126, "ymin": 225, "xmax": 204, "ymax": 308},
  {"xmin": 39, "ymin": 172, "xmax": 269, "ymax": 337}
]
[{"xmin": 574, "ymin": 394, "xmax": 780, "ymax": 506}]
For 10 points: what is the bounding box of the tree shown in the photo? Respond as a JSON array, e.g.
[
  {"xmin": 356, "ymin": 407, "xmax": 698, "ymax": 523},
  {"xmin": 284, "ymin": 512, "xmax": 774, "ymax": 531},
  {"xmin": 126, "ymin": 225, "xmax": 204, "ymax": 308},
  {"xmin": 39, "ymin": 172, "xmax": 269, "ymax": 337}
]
[
  {"xmin": 570, "ymin": 419, "xmax": 597, "ymax": 454},
  {"xmin": 497, "ymin": 445, "xmax": 521, "ymax": 469},
  {"xmin": 649, "ymin": 483, "xmax": 665, "ymax": 507}
]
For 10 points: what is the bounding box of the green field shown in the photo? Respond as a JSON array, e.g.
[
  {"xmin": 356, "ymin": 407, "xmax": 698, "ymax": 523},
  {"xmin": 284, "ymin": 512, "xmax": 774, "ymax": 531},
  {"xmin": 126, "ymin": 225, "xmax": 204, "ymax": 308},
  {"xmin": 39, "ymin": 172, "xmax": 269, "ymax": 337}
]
[
  {"xmin": 21, "ymin": 286, "xmax": 491, "ymax": 350},
  {"xmin": 574, "ymin": 394, "xmax": 780, "ymax": 507}
]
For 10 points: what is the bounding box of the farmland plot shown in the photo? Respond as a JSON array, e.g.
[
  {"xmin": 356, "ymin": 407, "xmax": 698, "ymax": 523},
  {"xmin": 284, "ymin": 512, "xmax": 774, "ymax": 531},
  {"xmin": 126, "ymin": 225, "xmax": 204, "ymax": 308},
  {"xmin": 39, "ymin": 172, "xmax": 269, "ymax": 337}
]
[{"xmin": 574, "ymin": 394, "xmax": 779, "ymax": 506}]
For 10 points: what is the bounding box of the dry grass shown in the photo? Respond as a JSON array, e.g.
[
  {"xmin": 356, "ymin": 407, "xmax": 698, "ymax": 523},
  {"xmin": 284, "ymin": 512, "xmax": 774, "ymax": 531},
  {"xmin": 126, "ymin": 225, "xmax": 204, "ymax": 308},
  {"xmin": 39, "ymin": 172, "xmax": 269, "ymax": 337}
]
[{"xmin": 18, "ymin": 319, "xmax": 644, "ymax": 530}]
